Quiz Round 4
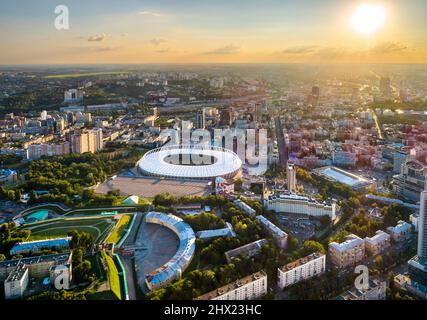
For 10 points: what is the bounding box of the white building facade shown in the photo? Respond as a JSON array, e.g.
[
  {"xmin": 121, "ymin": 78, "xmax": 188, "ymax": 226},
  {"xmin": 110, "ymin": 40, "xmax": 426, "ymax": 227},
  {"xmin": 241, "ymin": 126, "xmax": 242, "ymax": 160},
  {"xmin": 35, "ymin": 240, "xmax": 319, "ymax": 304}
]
[
  {"xmin": 277, "ymin": 253, "xmax": 326, "ymax": 289},
  {"xmin": 264, "ymin": 194, "xmax": 336, "ymax": 220}
]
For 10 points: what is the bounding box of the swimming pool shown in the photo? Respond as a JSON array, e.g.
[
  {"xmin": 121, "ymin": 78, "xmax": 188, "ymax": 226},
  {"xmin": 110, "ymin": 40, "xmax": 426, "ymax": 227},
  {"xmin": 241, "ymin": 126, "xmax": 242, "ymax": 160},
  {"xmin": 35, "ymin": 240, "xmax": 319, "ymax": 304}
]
[
  {"xmin": 25, "ymin": 210, "xmax": 49, "ymax": 223},
  {"xmin": 316, "ymin": 166, "xmax": 373, "ymax": 189}
]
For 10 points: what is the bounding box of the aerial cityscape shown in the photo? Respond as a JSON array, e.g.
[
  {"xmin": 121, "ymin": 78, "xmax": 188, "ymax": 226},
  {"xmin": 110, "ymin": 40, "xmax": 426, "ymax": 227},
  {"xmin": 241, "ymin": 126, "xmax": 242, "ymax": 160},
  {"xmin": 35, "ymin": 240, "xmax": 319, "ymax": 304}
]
[{"xmin": 0, "ymin": 0, "xmax": 427, "ymax": 306}]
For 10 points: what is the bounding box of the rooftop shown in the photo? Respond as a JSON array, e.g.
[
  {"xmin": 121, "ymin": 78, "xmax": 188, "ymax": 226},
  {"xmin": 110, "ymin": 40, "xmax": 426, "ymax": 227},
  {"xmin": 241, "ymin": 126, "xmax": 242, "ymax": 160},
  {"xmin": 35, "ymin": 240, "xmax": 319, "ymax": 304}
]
[
  {"xmin": 280, "ymin": 252, "xmax": 325, "ymax": 272},
  {"xmin": 0, "ymin": 252, "xmax": 72, "ymax": 270},
  {"xmin": 195, "ymin": 271, "xmax": 267, "ymax": 300},
  {"xmin": 329, "ymin": 234, "xmax": 364, "ymax": 253},
  {"xmin": 365, "ymin": 230, "xmax": 390, "ymax": 245},
  {"xmin": 387, "ymin": 220, "xmax": 412, "ymax": 234},
  {"xmin": 256, "ymin": 215, "xmax": 288, "ymax": 239},
  {"xmin": 225, "ymin": 238, "xmax": 268, "ymax": 261}
]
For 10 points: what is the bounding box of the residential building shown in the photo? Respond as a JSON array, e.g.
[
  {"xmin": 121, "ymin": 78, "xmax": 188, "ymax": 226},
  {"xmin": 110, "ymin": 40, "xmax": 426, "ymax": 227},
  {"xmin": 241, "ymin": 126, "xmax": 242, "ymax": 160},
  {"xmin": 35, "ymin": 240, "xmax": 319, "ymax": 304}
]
[
  {"xmin": 233, "ymin": 199, "xmax": 256, "ymax": 216},
  {"xmin": 256, "ymin": 215, "xmax": 288, "ymax": 249},
  {"xmin": 0, "ymin": 169, "xmax": 18, "ymax": 183},
  {"xmin": 195, "ymin": 108, "xmax": 206, "ymax": 129},
  {"xmin": 329, "ymin": 234, "xmax": 365, "ymax": 268},
  {"xmin": 225, "ymin": 239, "xmax": 268, "ymax": 263},
  {"xmin": 64, "ymin": 89, "xmax": 84, "ymax": 103},
  {"xmin": 364, "ymin": 230, "xmax": 391, "ymax": 256},
  {"xmin": 337, "ymin": 279, "xmax": 386, "ymax": 300},
  {"xmin": 196, "ymin": 222, "xmax": 236, "ymax": 240},
  {"xmin": 195, "ymin": 271, "xmax": 267, "ymax": 300},
  {"xmin": 332, "ymin": 150, "xmax": 357, "ymax": 167},
  {"xmin": 0, "ymin": 253, "xmax": 72, "ymax": 284},
  {"xmin": 277, "ymin": 253, "xmax": 326, "ymax": 289},
  {"xmin": 264, "ymin": 193, "xmax": 336, "ymax": 220},
  {"xmin": 70, "ymin": 129, "xmax": 103, "ymax": 154},
  {"xmin": 27, "ymin": 142, "xmax": 70, "ymax": 160},
  {"xmin": 387, "ymin": 220, "xmax": 412, "ymax": 242},
  {"xmin": 4, "ymin": 264, "xmax": 29, "ymax": 300},
  {"xmin": 393, "ymin": 160, "xmax": 427, "ymax": 202},
  {"xmin": 410, "ymin": 213, "xmax": 419, "ymax": 232}
]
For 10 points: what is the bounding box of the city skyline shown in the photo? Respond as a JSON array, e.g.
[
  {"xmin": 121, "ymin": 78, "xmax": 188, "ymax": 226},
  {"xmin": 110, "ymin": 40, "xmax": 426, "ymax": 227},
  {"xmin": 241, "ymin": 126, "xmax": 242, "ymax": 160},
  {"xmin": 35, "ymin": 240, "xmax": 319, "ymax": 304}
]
[{"xmin": 1, "ymin": 0, "xmax": 427, "ymax": 64}]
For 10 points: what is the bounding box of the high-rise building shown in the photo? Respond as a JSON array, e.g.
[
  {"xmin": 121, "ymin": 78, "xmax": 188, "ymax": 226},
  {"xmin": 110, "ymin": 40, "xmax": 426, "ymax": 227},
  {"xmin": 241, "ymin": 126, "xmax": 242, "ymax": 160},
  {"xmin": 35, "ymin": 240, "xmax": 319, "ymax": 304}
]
[
  {"xmin": 195, "ymin": 108, "xmax": 206, "ymax": 129},
  {"xmin": 393, "ymin": 160, "xmax": 427, "ymax": 202},
  {"xmin": 40, "ymin": 110, "xmax": 47, "ymax": 121},
  {"xmin": 408, "ymin": 190, "xmax": 427, "ymax": 289},
  {"xmin": 287, "ymin": 160, "xmax": 297, "ymax": 193},
  {"xmin": 312, "ymin": 86, "xmax": 320, "ymax": 97},
  {"xmin": 220, "ymin": 108, "xmax": 232, "ymax": 126},
  {"xmin": 64, "ymin": 89, "xmax": 84, "ymax": 103},
  {"xmin": 417, "ymin": 191, "xmax": 427, "ymax": 258},
  {"xmin": 70, "ymin": 129, "xmax": 103, "ymax": 154},
  {"xmin": 379, "ymin": 77, "xmax": 391, "ymax": 95}
]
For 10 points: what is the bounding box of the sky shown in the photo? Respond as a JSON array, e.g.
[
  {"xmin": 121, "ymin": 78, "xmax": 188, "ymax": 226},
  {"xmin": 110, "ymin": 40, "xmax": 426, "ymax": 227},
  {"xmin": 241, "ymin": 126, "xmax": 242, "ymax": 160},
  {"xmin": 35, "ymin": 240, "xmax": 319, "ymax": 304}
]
[{"xmin": 0, "ymin": 0, "xmax": 427, "ymax": 64}]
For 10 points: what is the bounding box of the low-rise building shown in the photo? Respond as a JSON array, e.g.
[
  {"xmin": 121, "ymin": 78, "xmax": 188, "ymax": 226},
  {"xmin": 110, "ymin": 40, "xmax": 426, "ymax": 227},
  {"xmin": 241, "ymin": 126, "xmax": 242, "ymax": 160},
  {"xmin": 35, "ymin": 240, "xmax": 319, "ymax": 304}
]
[
  {"xmin": 277, "ymin": 252, "xmax": 326, "ymax": 289},
  {"xmin": 337, "ymin": 279, "xmax": 386, "ymax": 300},
  {"xmin": 364, "ymin": 230, "xmax": 391, "ymax": 256},
  {"xmin": 4, "ymin": 264, "xmax": 29, "ymax": 300},
  {"xmin": 0, "ymin": 252, "xmax": 72, "ymax": 283},
  {"xmin": 196, "ymin": 222, "xmax": 236, "ymax": 240},
  {"xmin": 10, "ymin": 237, "xmax": 71, "ymax": 256},
  {"xmin": 195, "ymin": 271, "xmax": 267, "ymax": 300},
  {"xmin": 256, "ymin": 215, "xmax": 288, "ymax": 249},
  {"xmin": 328, "ymin": 234, "xmax": 365, "ymax": 268},
  {"xmin": 387, "ymin": 220, "xmax": 412, "ymax": 242},
  {"xmin": 225, "ymin": 239, "xmax": 268, "ymax": 263},
  {"xmin": 233, "ymin": 199, "xmax": 256, "ymax": 216},
  {"xmin": 264, "ymin": 193, "xmax": 336, "ymax": 220}
]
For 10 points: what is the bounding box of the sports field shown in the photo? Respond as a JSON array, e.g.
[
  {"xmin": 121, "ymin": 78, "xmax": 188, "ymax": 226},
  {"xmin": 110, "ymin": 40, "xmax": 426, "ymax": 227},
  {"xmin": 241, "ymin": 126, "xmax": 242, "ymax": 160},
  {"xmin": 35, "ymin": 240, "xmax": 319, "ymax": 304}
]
[{"xmin": 25, "ymin": 217, "xmax": 117, "ymax": 243}]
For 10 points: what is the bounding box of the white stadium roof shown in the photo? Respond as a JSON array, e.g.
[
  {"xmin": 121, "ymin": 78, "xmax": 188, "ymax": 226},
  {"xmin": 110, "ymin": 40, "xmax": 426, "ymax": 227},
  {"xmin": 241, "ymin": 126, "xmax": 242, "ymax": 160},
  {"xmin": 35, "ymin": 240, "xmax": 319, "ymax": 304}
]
[{"xmin": 138, "ymin": 145, "xmax": 242, "ymax": 180}]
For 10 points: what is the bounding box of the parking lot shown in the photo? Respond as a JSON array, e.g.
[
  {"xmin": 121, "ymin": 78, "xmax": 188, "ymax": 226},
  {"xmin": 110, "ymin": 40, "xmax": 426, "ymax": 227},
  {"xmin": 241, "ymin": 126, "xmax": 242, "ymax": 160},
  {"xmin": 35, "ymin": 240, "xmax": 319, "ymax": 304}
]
[{"xmin": 276, "ymin": 213, "xmax": 318, "ymax": 243}]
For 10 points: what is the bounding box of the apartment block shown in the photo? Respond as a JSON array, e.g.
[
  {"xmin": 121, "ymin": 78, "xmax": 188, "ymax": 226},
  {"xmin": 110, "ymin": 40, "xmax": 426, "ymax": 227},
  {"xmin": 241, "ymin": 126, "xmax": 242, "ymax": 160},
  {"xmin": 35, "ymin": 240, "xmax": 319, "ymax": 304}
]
[
  {"xmin": 364, "ymin": 230, "xmax": 391, "ymax": 256},
  {"xmin": 328, "ymin": 234, "xmax": 365, "ymax": 268},
  {"xmin": 277, "ymin": 252, "xmax": 326, "ymax": 289},
  {"xmin": 195, "ymin": 271, "xmax": 267, "ymax": 300}
]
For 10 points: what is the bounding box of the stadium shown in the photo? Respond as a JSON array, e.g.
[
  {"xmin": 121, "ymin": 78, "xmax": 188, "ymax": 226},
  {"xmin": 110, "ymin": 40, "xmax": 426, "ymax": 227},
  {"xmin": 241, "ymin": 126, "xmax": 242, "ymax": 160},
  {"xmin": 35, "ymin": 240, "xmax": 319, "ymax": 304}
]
[
  {"xmin": 138, "ymin": 145, "xmax": 242, "ymax": 180},
  {"xmin": 143, "ymin": 212, "xmax": 196, "ymax": 291}
]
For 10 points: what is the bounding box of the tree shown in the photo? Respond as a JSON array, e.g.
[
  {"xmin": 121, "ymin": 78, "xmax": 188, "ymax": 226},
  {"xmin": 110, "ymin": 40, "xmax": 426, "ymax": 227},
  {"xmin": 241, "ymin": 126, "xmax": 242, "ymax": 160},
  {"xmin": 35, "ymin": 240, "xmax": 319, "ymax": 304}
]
[
  {"xmin": 299, "ymin": 240, "xmax": 325, "ymax": 257},
  {"xmin": 374, "ymin": 255, "xmax": 384, "ymax": 270},
  {"xmin": 0, "ymin": 254, "xmax": 6, "ymax": 261}
]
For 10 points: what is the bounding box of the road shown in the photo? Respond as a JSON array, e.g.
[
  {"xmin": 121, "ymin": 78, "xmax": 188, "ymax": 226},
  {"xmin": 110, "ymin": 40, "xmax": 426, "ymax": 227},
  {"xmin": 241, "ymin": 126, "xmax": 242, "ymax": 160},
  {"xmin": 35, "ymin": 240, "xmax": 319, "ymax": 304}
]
[{"xmin": 370, "ymin": 108, "xmax": 385, "ymax": 140}]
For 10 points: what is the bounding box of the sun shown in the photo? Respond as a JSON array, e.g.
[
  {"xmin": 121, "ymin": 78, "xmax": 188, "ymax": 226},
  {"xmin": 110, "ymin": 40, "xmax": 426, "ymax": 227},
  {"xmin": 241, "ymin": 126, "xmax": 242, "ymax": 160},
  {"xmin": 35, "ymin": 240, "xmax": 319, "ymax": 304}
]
[{"xmin": 351, "ymin": 4, "xmax": 386, "ymax": 36}]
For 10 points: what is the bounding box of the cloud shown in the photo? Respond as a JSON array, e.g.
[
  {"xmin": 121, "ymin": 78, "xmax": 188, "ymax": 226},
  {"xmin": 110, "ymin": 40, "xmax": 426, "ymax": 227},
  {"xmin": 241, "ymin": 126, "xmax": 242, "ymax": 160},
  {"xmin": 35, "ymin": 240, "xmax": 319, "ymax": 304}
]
[
  {"xmin": 282, "ymin": 45, "xmax": 319, "ymax": 54},
  {"xmin": 87, "ymin": 34, "xmax": 107, "ymax": 42},
  {"xmin": 156, "ymin": 48, "xmax": 171, "ymax": 53},
  {"xmin": 138, "ymin": 11, "xmax": 164, "ymax": 17},
  {"xmin": 150, "ymin": 38, "xmax": 167, "ymax": 46},
  {"xmin": 372, "ymin": 42, "xmax": 408, "ymax": 54},
  {"xmin": 204, "ymin": 45, "xmax": 240, "ymax": 55}
]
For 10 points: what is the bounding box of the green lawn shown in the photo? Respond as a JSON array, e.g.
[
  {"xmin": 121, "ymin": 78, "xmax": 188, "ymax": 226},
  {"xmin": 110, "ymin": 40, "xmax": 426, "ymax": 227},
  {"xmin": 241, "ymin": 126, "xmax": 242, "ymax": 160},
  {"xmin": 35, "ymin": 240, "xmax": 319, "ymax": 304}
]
[
  {"xmin": 106, "ymin": 214, "xmax": 132, "ymax": 245},
  {"xmin": 101, "ymin": 251, "xmax": 122, "ymax": 300},
  {"xmin": 25, "ymin": 218, "xmax": 117, "ymax": 244}
]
